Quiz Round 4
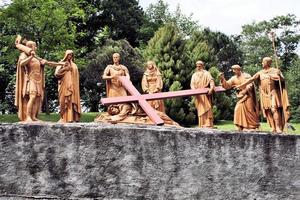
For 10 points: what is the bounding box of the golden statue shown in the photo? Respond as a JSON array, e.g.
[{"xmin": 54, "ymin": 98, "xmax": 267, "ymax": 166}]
[
  {"xmin": 190, "ymin": 60, "xmax": 215, "ymax": 128},
  {"xmin": 95, "ymin": 103, "xmax": 179, "ymax": 126},
  {"xmin": 15, "ymin": 35, "xmax": 62, "ymax": 122},
  {"xmin": 236, "ymin": 57, "xmax": 290, "ymax": 133},
  {"xmin": 102, "ymin": 53, "xmax": 130, "ymax": 97},
  {"xmin": 55, "ymin": 50, "xmax": 81, "ymax": 122},
  {"xmin": 220, "ymin": 65, "xmax": 259, "ymax": 131},
  {"xmin": 141, "ymin": 61, "xmax": 165, "ymax": 112}
]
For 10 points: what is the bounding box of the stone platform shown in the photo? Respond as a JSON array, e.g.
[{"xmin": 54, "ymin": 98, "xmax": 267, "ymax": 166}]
[{"xmin": 0, "ymin": 123, "xmax": 299, "ymax": 200}]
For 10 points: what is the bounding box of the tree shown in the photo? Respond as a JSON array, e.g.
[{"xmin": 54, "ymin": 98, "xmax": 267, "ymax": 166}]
[
  {"xmin": 76, "ymin": 0, "xmax": 144, "ymax": 48},
  {"xmin": 241, "ymin": 14, "xmax": 300, "ymax": 72},
  {"xmin": 191, "ymin": 28, "xmax": 244, "ymax": 77},
  {"xmin": 143, "ymin": 23, "xmax": 197, "ymax": 125},
  {"xmin": 139, "ymin": 0, "xmax": 199, "ymax": 46},
  {"xmin": 285, "ymin": 57, "xmax": 300, "ymax": 122},
  {"xmin": 81, "ymin": 39, "xmax": 144, "ymax": 112}
]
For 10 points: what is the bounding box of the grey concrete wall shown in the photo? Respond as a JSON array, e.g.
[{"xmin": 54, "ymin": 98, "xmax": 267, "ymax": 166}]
[{"xmin": 0, "ymin": 123, "xmax": 299, "ymax": 200}]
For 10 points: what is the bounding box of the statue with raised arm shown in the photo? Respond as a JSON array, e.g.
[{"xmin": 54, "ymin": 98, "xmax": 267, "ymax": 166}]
[
  {"xmin": 15, "ymin": 35, "xmax": 62, "ymax": 122},
  {"xmin": 142, "ymin": 61, "xmax": 165, "ymax": 112},
  {"xmin": 236, "ymin": 57, "xmax": 290, "ymax": 133},
  {"xmin": 102, "ymin": 53, "xmax": 130, "ymax": 97},
  {"xmin": 55, "ymin": 50, "xmax": 81, "ymax": 122},
  {"xmin": 220, "ymin": 65, "xmax": 259, "ymax": 131},
  {"xmin": 190, "ymin": 60, "xmax": 215, "ymax": 128}
]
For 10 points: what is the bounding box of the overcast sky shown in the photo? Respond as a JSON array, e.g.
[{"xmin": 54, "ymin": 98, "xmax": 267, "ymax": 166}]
[{"xmin": 139, "ymin": 0, "xmax": 300, "ymax": 35}]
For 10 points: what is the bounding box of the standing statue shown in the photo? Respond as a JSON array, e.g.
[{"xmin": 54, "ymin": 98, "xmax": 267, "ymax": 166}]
[
  {"xmin": 15, "ymin": 35, "xmax": 61, "ymax": 122},
  {"xmin": 141, "ymin": 61, "xmax": 165, "ymax": 112},
  {"xmin": 190, "ymin": 60, "xmax": 215, "ymax": 128},
  {"xmin": 220, "ymin": 65, "xmax": 259, "ymax": 131},
  {"xmin": 102, "ymin": 53, "xmax": 130, "ymax": 97},
  {"xmin": 236, "ymin": 57, "xmax": 290, "ymax": 133},
  {"xmin": 55, "ymin": 50, "xmax": 81, "ymax": 122}
]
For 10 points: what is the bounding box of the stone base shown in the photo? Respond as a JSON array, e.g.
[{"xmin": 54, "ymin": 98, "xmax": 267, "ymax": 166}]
[{"xmin": 0, "ymin": 123, "xmax": 299, "ymax": 199}]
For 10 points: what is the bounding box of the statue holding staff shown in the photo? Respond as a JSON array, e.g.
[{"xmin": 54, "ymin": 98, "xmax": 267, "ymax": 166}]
[{"xmin": 235, "ymin": 57, "xmax": 290, "ymax": 133}]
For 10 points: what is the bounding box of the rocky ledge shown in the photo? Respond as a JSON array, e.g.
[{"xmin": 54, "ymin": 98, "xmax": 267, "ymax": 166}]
[{"xmin": 0, "ymin": 123, "xmax": 299, "ymax": 199}]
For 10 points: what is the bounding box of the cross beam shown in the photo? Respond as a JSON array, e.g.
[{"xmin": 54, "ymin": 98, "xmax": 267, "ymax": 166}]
[{"xmin": 101, "ymin": 76, "xmax": 225, "ymax": 125}]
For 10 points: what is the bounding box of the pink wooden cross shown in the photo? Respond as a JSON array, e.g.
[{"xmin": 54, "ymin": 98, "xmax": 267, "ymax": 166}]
[{"xmin": 101, "ymin": 76, "xmax": 226, "ymax": 125}]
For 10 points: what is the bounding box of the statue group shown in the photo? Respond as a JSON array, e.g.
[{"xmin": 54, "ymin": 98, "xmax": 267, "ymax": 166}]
[
  {"xmin": 15, "ymin": 35, "xmax": 81, "ymax": 123},
  {"xmin": 14, "ymin": 35, "xmax": 290, "ymax": 133}
]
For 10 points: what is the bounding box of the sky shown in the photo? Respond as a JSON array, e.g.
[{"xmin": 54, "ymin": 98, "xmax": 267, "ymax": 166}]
[{"xmin": 139, "ymin": 0, "xmax": 300, "ymax": 35}]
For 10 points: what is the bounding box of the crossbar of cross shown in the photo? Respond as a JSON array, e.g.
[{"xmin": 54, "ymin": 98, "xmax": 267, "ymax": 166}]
[{"xmin": 101, "ymin": 76, "xmax": 225, "ymax": 125}]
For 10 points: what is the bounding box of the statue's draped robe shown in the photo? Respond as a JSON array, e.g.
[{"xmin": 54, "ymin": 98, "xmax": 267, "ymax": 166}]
[
  {"xmin": 55, "ymin": 58, "xmax": 81, "ymax": 122},
  {"xmin": 221, "ymin": 73, "xmax": 259, "ymax": 130},
  {"xmin": 103, "ymin": 64, "xmax": 129, "ymax": 97},
  {"xmin": 141, "ymin": 67, "xmax": 165, "ymax": 112},
  {"xmin": 190, "ymin": 70, "xmax": 215, "ymax": 128}
]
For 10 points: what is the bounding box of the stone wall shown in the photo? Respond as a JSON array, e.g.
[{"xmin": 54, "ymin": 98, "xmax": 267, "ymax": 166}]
[{"xmin": 0, "ymin": 123, "xmax": 299, "ymax": 200}]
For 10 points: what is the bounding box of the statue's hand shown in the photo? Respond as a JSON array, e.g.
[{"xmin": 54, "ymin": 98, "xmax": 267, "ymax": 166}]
[
  {"xmin": 236, "ymin": 93, "xmax": 243, "ymax": 98},
  {"xmin": 64, "ymin": 66, "xmax": 72, "ymax": 71},
  {"xmin": 15, "ymin": 35, "xmax": 22, "ymax": 45},
  {"xmin": 40, "ymin": 59, "xmax": 47, "ymax": 65},
  {"xmin": 110, "ymin": 74, "xmax": 117, "ymax": 79},
  {"xmin": 30, "ymin": 51, "xmax": 36, "ymax": 57},
  {"xmin": 218, "ymin": 72, "xmax": 224, "ymax": 79},
  {"xmin": 234, "ymin": 85, "xmax": 242, "ymax": 90}
]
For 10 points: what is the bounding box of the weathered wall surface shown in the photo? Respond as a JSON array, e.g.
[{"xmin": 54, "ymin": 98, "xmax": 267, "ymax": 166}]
[{"xmin": 0, "ymin": 123, "xmax": 299, "ymax": 200}]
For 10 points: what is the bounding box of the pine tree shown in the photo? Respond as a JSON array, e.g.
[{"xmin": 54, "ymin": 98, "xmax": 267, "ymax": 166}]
[{"xmin": 144, "ymin": 23, "xmax": 195, "ymax": 125}]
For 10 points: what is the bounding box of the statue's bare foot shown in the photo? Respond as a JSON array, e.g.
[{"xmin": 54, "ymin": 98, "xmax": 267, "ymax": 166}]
[
  {"xmin": 24, "ymin": 117, "xmax": 34, "ymax": 122},
  {"xmin": 33, "ymin": 118, "xmax": 43, "ymax": 122},
  {"xmin": 58, "ymin": 119, "xmax": 65, "ymax": 123}
]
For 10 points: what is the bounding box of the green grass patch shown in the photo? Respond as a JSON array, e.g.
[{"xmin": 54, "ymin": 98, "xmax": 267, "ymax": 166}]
[
  {"xmin": 0, "ymin": 113, "xmax": 99, "ymax": 123},
  {"xmin": 215, "ymin": 120, "xmax": 300, "ymax": 135},
  {"xmin": 0, "ymin": 113, "xmax": 299, "ymax": 135}
]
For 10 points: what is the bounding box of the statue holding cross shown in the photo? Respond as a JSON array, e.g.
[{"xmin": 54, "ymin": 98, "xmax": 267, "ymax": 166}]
[{"xmin": 95, "ymin": 55, "xmax": 226, "ymax": 126}]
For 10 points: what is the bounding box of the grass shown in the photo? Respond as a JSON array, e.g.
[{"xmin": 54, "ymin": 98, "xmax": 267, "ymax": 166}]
[
  {"xmin": 0, "ymin": 113, "xmax": 299, "ymax": 135},
  {"xmin": 0, "ymin": 113, "xmax": 99, "ymax": 123},
  {"xmin": 215, "ymin": 120, "xmax": 300, "ymax": 135}
]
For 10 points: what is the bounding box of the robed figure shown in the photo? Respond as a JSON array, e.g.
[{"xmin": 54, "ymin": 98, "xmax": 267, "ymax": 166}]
[
  {"xmin": 142, "ymin": 61, "xmax": 165, "ymax": 112},
  {"xmin": 190, "ymin": 61, "xmax": 215, "ymax": 128},
  {"xmin": 220, "ymin": 65, "xmax": 260, "ymax": 131},
  {"xmin": 55, "ymin": 50, "xmax": 81, "ymax": 122},
  {"xmin": 102, "ymin": 53, "xmax": 130, "ymax": 97}
]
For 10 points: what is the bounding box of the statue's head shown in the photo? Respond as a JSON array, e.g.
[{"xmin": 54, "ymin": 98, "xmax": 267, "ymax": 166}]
[
  {"xmin": 62, "ymin": 50, "xmax": 74, "ymax": 62},
  {"xmin": 112, "ymin": 53, "xmax": 120, "ymax": 64},
  {"xmin": 108, "ymin": 105, "xmax": 120, "ymax": 115},
  {"xmin": 262, "ymin": 57, "xmax": 272, "ymax": 68},
  {"xmin": 26, "ymin": 41, "xmax": 37, "ymax": 51},
  {"xmin": 231, "ymin": 64, "xmax": 241, "ymax": 75},
  {"xmin": 146, "ymin": 60, "xmax": 156, "ymax": 70},
  {"xmin": 196, "ymin": 60, "xmax": 205, "ymax": 70}
]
